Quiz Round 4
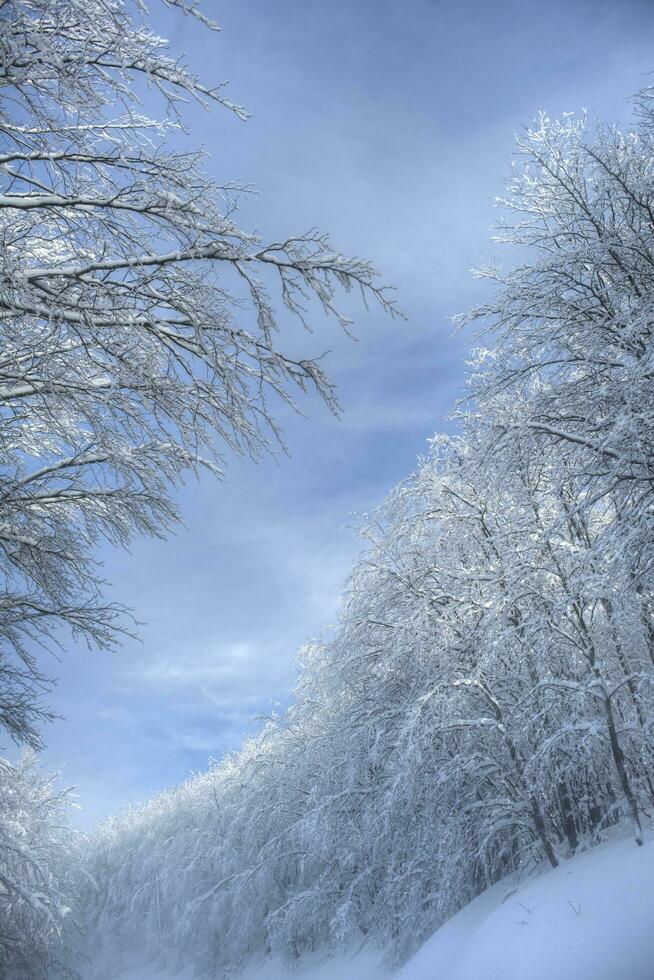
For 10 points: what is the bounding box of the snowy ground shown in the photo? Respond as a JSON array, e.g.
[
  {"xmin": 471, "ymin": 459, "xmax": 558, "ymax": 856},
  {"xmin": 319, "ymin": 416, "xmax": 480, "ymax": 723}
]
[
  {"xmin": 397, "ymin": 832, "xmax": 654, "ymax": 980},
  {"xmin": 107, "ymin": 832, "xmax": 654, "ymax": 980}
]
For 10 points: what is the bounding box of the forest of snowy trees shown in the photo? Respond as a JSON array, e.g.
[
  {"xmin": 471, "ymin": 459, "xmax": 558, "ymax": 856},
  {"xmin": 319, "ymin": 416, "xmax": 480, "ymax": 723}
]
[
  {"xmin": 76, "ymin": 99, "xmax": 654, "ymax": 977},
  {"xmin": 2, "ymin": 2, "xmax": 654, "ymax": 979}
]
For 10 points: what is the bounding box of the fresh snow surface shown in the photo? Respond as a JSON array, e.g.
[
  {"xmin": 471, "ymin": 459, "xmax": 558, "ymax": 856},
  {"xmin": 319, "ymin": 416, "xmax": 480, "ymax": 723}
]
[
  {"xmin": 397, "ymin": 832, "xmax": 654, "ymax": 980},
  {"xmin": 99, "ymin": 833, "xmax": 654, "ymax": 980}
]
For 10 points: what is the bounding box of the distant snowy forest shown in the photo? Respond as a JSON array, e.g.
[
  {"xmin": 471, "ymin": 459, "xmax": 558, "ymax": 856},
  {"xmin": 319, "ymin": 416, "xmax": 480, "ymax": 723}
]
[{"xmin": 2, "ymin": 2, "xmax": 654, "ymax": 979}]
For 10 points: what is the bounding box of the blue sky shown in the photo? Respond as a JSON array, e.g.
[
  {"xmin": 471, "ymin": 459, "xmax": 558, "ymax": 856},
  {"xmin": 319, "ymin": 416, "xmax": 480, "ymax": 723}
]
[{"xmin": 30, "ymin": 0, "xmax": 654, "ymax": 825}]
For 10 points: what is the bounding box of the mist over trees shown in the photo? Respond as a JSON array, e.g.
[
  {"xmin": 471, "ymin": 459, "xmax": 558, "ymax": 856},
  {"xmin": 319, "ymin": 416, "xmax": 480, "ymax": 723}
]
[
  {"xmin": 77, "ymin": 92, "xmax": 654, "ymax": 978},
  {"xmin": 0, "ymin": 1, "xmax": 392, "ymax": 975}
]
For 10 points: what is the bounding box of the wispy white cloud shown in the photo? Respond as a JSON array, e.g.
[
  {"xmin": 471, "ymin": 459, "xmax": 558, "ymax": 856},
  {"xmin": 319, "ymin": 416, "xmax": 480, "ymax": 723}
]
[{"xmin": 136, "ymin": 640, "xmax": 295, "ymax": 712}]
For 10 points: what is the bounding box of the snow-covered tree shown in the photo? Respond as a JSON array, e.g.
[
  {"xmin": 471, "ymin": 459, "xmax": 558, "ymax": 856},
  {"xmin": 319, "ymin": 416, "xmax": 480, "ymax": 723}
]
[
  {"xmin": 0, "ymin": 0, "xmax": 394, "ymax": 749},
  {"xmin": 0, "ymin": 753, "xmax": 77, "ymax": 979},
  {"xmin": 460, "ymin": 99, "xmax": 654, "ymax": 532}
]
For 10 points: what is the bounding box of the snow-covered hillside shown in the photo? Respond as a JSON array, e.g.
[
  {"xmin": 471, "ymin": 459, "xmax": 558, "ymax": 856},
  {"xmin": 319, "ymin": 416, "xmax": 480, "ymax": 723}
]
[{"xmin": 399, "ymin": 833, "xmax": 654, "ymax": 980}]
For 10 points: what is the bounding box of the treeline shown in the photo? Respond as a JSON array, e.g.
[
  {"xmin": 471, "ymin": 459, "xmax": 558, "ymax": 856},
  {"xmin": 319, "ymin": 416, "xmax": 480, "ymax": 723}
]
[{"xmin": 77, "ymin": 98, "xmax": 654, "ymax": 978}]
